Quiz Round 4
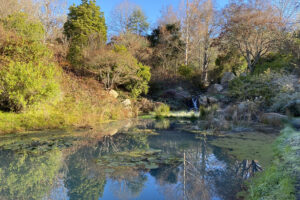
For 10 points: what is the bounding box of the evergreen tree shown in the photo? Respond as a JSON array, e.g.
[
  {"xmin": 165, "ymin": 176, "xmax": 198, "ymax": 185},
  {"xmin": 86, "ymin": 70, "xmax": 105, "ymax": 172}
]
[
  {"xmin": 64, "ymin": 0, "xmax": 107, "ymax": 66},
  {"xmin": 128, "ymin": 8, "xmax": 149, "ymax": 36}
]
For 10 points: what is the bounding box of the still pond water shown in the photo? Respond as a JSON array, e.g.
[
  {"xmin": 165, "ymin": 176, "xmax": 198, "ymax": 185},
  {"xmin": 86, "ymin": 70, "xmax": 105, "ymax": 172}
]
[{"xmin": 0, "ymin": 119, "xmax": 278, "ymax": 200}]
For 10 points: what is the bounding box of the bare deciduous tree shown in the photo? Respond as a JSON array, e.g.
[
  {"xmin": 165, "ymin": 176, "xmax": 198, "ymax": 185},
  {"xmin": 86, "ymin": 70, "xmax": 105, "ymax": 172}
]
[
  {"xmin": 189, "ymin": 0, "xmax": 218, "ymax": 83},
  {"xmin": 109, "ymin": 0, "xmax": 138, "ymax": 35},
  {"xmin": 0, "ymin": 0, "xmax": 39, "ymax": 19},
  {"xmin": 37, "ymin": 0, "xmax": 67, "ymax": 40},
  {"xmin": 272, "ymin": 0, "xmax": 300, "ymax": 25},
  {"xmin": 221, "ymin": 0, "xmax": 284, "ymax": 73},
  {"xmin": 157, "ymin": 5, "xmax": 179, "ymax": 26}
]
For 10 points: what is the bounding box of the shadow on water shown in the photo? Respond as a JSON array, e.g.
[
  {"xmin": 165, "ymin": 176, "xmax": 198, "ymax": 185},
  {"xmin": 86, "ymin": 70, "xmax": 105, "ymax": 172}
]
[{"xmin": 0, "ymin": 119, "xmax": 277, "ymax": 200}]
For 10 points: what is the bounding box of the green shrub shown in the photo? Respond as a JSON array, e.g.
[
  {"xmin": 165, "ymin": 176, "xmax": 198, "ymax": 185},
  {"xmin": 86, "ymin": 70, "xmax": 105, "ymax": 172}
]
[
  {"xmin": 84, "ymin": 45, "xmax": 151, "ymax": 98},
  {"xmin": 2, "ymin": 12, "xmax": 45, "ymax": 42},
  {"xmin": 178, "ymin": 65, "xmax": 193, "ymax": 79},
  {"xmin": 126, "ymin": 63, "xmax": 151, "ymax": 98},
  {"xmin": 229, "ymin": 71, "xmax": 276, "ymax": 106},
  {"xmin": 0, "ymin": 14, "xmax": 51, "ymax": 63},
  {"xmin": 212, "ymin": 49, "xmax": 247, "ymax": 82},
  {"xmin": 229, "ymin": 70, "xmax": 297, "ymax": 107},
  {"xmin": 0, "ymin": 61, "xmax": 60, "ymax": 112},
  {"xmin": 254, "ymin": 53, "xmax": 293, "ymax": 74},
  {"xmin": 199, "ymin": 104, "xmax": 219, "ymax": 120},
  {"xmin": 154, "ymin": 104, "xmax": 170, "ymax": 118}
]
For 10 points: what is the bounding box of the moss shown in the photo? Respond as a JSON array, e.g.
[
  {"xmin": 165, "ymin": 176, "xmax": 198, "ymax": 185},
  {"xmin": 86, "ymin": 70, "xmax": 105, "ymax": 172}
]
[
  {"xmin": 97, "ymin": 149, "xmax": 182, "ymax": 171},
  {"xmin": 211, "ymin": 132, "xmax": 277, "ymax": 167}
]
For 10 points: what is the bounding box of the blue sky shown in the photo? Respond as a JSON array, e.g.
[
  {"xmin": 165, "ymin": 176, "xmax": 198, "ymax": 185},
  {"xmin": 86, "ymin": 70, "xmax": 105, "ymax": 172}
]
[{"xmin": 67, "ymin": 0, "xmax": 228, "ymax": 26}]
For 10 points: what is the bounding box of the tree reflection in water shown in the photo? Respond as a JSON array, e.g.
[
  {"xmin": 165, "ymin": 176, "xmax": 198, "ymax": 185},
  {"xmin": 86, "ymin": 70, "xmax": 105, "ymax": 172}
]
[{"xmin": 0, "ymin": 119, "xmax": 270, "ymax": 200}]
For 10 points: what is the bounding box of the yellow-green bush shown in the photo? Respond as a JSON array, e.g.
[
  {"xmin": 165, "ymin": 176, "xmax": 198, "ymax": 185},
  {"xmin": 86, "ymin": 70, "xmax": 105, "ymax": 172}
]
[
  {"xmin": 154, "ymin": 104, "xmax": 170, "ymax": 118},
  {"xmin": 0, "ymin": 61, "xmax": 60, "ymax": 112}
]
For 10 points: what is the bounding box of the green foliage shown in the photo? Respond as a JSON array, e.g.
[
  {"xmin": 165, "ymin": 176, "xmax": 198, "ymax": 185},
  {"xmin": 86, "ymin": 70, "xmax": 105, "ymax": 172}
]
[
  {"xmin": 84, "ymin": 45, "xmax": 150, "ymax": 98},
  {"xmin": 229, "ymin": 70, "xmax": 297, "ymax": 107},
  {"xmin": 0, "ymin": 14, "xmax": 50, "ymax": 63},
  {"xmin": 246, "ymin": 165, "xmax": 295, "ymax": 200},
  {"xmin": 64, "ymin": 0, "xmax": 107, "ymax": 66},
  {"xmin": 229, "ymin": 71, "xmax": 276, "ymax": 105},
  {"xmin": 2, "ymin": 12, "xmax": 45, "ymax": 41},
  {"xmin": 0, "ymin": 13, "xmax": 60, "ymax": 112},
  {"xmin": 199, "ymin": 104, "xmax": 219, "ymax": 120},
  {"xmin": 128, "ymin": 8, "xmax": 149, "ymax": 35},
  {"xmin": 126, "ymin": 63, "xmax": 151, "ymax": 98},
  {"xmin": 154, "ymin": 104, "xmax": 170, "ymax": 118},
  {"xmin": 178, "ymin": 65, "xmax": 194, "ymax": 79},
  {"xmin": 213, "ymin": 49, "xmax": 247, "ymax": 82},
  {"xmin": 254, "ymin": 53, "xmax": 293, "ymax": 74},
  {"xmin": 0, "ymin": 62, "xmax": 60, "ymax": 112}
]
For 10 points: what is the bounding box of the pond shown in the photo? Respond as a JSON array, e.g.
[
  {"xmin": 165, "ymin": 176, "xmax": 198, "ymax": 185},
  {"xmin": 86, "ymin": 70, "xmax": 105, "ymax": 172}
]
[{"xmin": 0, "ymin": 119, "xmax": 278, "ymax": 200}]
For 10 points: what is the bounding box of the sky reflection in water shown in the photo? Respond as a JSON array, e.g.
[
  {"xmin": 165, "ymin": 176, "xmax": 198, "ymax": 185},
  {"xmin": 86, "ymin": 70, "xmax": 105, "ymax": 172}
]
[{"xmin": 0, "ymin": 119, "xmax": 276, "ymax": 200}]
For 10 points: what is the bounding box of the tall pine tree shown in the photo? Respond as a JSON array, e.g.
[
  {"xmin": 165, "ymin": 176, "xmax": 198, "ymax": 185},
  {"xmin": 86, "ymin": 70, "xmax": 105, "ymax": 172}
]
[{"xmin": 64, "ymin": 0, "xmax": 107, "ymax": 67}]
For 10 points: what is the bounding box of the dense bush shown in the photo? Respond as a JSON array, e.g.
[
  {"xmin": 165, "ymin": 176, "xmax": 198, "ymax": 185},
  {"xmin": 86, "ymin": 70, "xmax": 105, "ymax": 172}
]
[
  {"xmin": 0, "ymin": 62, "xmax": 60, "ymax": 112},
  {"xmin": 2, "ymin": 12, "xmax": 45, "ymax": 41},
  {"xmin": 154, "ymin": 104, "xmax": 170, "ymax": 118},
  {"xmin": 84, "ymin": 45, "xmax": 151, "ymax": 98},
  {"xmin": 110, "ymin": 33, "xmax": 151, "ymax": 64},
  {"xmin": 229, "ymin": 73, "xmax": 275, "ymax": 105},
  {"xmin": 0, "ymin": 13, "xmax": 61, "ymax": 112},
  {"xmin": 0, "ymin": 14, "xmax": 50, "ymax": 63},
  {"xmin": 254, "ymin": 53, "xmax": 293, "ymax": 74},
  {"xmin": 228, "ymin": 70, "xmax": 296, "ymax": 106},
  {"xmin": 178, "ymin": 65, "xmax": 194, "ymax": 79},
  {"xmin": 126, "ymin": 63, "xmax": 151, "ymax": 98},
  {"xmin": 213, "ymin": 49, "xmax": 247, "ymax": 82}
]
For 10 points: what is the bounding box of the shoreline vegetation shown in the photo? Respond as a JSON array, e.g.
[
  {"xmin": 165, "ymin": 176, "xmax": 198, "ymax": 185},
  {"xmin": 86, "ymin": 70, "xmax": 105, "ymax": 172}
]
[
  {"xmin": 241, "ymin": 125, "xmax": 300, "ymax": 200},
  {"xmin": 0, "ymin": 74, "xmax": 132, "ymax": 135}
]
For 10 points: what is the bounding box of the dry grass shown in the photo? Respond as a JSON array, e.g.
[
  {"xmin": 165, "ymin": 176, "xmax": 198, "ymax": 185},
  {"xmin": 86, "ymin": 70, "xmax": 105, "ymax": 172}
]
[{"xmin": 0, "ymin": 72, "xmax": 132, "ymax": 134}]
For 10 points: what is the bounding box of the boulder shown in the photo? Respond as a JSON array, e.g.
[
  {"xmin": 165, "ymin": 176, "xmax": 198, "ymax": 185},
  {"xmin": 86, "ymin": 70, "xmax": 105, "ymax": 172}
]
[
  {"xmin": 207, "ymin": 96, "xmax": 218, "ymax": 104},
  {"xmin": 240, "ymin": 72, "xmax": 247, "ymax": 77},
  {"xmin": 122, "ymin": 99, "xmax": 131, "ymax": 107},
  {"xmin": 291, "ymin": 118, "xmax": 300, "ymax": 130},
  {"xmin": 221, "ymin": 72, "xmax": 236, "ymax": 85},
  {"xmin": 284, "ymin": 100, "xmax": 300, "ymax": 117},
  {"xmin": 223, "ymin": 101, "xmax": 258, "ymax": 121},
  {"xmin": 207, "ymin": 84, "xmax": 223, "ymax": 94},
  {"xmin": 160, "ymin": 89, "xmax": 191, "ymax": 100},
  {"xmin": 198, "ymin": 96, "xmax": 219, "ymax": 107},
  {"xmin": 237, "ymin": 101, "xmax": 248, "ymax": 114},
  {"xmin": 210, "ymin": 118, "xmax": 231, "ymax": 130},
  {"xmin": 260, "ymin": 113, "xmax": 288, "ymax": 127},
  {"xmin": 109, "ymin": 90, "xmax": 119, "ymax": 98},
  {"xmin": 223, "ymin": 105, "xmax": 235, "ymax": 120},
  {"xmin": 198, "ymin": 96, "xmax": 208, "ymax": 106}
]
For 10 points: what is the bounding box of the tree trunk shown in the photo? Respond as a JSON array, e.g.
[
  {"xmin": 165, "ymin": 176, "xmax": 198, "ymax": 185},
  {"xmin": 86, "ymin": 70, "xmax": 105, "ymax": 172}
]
[{"xmin": 185, "ymin": 0, "xmax": 189, "ymax": 66}]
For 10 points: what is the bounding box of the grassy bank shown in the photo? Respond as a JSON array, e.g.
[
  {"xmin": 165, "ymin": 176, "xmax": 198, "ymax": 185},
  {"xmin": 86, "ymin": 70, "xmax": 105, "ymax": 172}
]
[
  {"xmin": 242, "ymin": 125, "xmax": 300, "ymax": 200},
  {"xmin": 0, "ymin": 73, "xmax": 132, "ymax": 134}
]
